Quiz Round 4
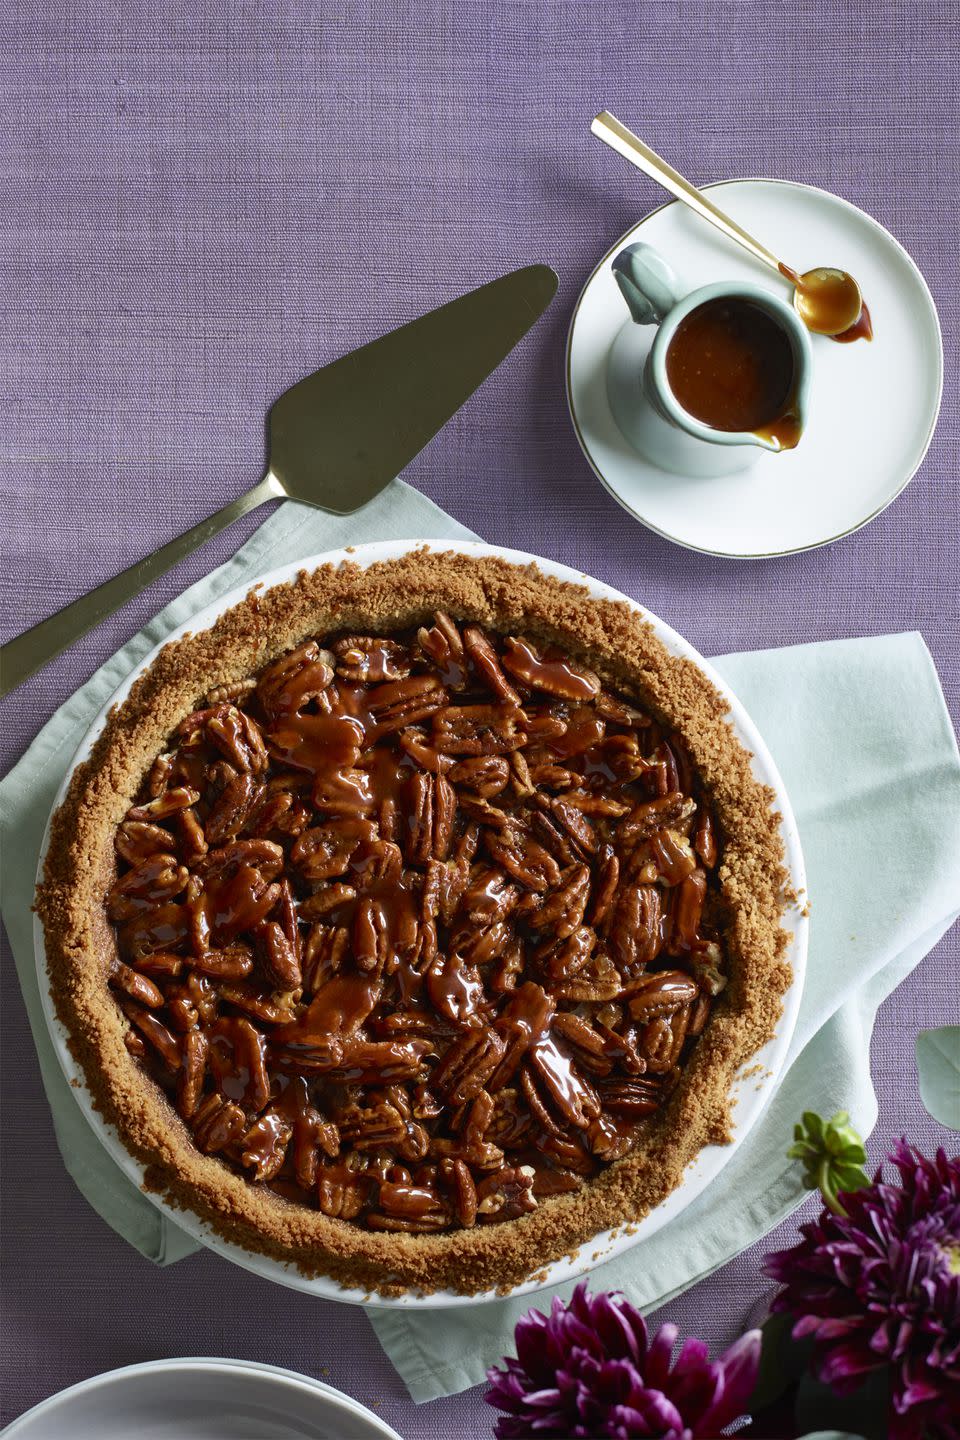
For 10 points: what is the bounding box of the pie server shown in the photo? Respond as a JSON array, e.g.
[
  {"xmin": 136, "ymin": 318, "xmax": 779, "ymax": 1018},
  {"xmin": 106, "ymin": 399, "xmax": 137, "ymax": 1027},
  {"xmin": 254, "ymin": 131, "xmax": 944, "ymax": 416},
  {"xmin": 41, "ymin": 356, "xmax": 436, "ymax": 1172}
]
[{"xmin": 0, "ymin": 265, "xmax": 558, "ymax": 698}]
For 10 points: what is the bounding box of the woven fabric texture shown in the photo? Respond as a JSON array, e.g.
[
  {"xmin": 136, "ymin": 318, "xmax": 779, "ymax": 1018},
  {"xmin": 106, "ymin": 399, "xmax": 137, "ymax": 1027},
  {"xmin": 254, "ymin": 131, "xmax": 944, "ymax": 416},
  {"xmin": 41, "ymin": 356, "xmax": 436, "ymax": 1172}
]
[{"xmin": 1, "ymin": 1, "xmax": 958, "ymax": 1435}]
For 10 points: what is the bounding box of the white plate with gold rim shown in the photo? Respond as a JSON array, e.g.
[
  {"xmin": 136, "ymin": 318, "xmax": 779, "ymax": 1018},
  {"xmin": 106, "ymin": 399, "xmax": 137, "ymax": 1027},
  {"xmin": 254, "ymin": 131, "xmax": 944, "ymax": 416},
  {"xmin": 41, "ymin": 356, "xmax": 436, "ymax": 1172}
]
[
  {"xmin": 33, "ymin": 539, "xmax": 807, "ymax": 1308},
  {"xmin": 567, "ymin": 179, "xmax": 943, "ymax": 556}
]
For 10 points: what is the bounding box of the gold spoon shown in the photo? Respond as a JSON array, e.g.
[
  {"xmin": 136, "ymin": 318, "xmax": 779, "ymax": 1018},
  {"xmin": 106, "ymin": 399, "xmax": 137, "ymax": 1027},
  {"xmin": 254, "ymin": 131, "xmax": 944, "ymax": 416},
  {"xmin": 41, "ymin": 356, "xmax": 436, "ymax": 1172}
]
[{"xmin": 591, "ymin": 111, "xmax": 869, "ymax": 340}]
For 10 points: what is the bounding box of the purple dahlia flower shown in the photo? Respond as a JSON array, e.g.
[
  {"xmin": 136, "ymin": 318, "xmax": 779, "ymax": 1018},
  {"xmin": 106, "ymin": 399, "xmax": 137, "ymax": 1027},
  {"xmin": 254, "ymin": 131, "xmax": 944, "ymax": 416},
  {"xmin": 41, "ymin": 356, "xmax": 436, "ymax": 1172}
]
[
  {"xmin": 765, "ymin": 1140, "xmax": 960, "ymax": 1440},
  {"xmin": 485, "ymin": 1281, "xmax": 760, "ymax": 1439}
]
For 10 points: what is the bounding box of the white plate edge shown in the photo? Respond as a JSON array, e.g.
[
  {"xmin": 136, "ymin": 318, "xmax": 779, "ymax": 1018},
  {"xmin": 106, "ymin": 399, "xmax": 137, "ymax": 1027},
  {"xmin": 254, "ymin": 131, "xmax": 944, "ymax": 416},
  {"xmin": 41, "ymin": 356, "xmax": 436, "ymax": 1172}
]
[{"xmin": 1, "ymin": 1356, "xmax": 402, "ymax": 1439}]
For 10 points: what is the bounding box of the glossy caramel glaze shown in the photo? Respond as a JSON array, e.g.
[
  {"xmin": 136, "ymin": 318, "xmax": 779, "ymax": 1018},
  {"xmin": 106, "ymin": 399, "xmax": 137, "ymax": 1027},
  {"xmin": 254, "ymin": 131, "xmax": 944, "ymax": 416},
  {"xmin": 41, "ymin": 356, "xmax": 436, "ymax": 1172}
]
[{"xmin": 105, "ymin": 618, "xmax": 730, "ymax": 1233}]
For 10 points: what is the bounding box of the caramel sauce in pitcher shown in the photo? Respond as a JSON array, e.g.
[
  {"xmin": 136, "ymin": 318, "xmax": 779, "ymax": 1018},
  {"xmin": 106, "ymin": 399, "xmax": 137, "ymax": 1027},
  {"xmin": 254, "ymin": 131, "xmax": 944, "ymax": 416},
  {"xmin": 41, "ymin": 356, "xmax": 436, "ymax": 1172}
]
[{"xmin": 665, "ymin": 297, "xmax": 801, "ymax": 450}]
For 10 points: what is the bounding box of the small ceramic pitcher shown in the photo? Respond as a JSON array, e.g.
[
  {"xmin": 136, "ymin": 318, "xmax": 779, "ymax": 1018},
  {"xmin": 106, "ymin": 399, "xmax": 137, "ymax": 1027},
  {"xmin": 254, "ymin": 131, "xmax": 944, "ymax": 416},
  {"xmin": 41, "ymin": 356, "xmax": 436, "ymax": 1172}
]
[{"xmin": 606, "ymin": 241, "xmax": 813, "ymax": 478}]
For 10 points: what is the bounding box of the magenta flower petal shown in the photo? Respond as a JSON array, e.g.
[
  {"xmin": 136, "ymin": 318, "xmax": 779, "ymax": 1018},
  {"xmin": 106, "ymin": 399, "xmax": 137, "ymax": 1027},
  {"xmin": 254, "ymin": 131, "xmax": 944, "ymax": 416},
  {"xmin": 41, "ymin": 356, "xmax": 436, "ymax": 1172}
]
[
  {"xmin": 487, "ymin": 1282, "xmax": 759, "ymax": 1438},
  {"xmin": 765, "ymin": 1142, "xmax": 960, "ymax": 1440}
]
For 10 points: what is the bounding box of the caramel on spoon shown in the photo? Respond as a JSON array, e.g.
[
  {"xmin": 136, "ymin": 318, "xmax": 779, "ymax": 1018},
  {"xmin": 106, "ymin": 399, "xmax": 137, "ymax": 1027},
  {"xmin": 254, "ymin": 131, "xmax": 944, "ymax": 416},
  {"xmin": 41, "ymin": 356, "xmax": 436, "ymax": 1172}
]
[{"xmin": 592, "ymin": 111, "xmax": 871, "ymax": 342}]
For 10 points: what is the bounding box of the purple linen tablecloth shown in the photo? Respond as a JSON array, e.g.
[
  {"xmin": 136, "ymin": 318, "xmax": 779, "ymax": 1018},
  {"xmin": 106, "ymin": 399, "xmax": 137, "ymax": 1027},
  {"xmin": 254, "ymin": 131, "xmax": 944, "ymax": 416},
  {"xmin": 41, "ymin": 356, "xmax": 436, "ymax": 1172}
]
[{"xmin": 2, "ymin": 2, "xmax": 957, "ymax": 1435}]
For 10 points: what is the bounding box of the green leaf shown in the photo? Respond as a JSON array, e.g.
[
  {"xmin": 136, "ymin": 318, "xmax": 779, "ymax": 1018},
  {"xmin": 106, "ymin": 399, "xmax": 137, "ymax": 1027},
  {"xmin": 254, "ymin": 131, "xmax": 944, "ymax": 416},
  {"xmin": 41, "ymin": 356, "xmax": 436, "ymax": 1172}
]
[
  {"xmin": 798, "ymin": 1432, "xmax": 868, "ymax": 1439},
  {"xmin": 795, "ymin": 1369, "xmax": 888, "ymax": 1440},
  {"xmin": 788, "ymin": 1111, "xmax": 870, "ymax": 1214},
  {"xmin": 798, "ymin": 1432, "xmax": 869, "ymax": 1439},
  {"xmin": 749, "ymin": 1311, "xmax": 813, "ymax": 1410},
  {"xmin": 916, "ymin": 1027, "xmax": 960, "ymax": 1128}
]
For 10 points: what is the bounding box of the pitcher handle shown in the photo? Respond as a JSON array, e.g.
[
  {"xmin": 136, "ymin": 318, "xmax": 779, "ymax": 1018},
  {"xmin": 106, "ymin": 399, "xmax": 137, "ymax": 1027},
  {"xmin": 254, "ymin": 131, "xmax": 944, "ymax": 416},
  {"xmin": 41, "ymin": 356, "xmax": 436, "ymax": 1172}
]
[{"xmin": 611, "ymin": 242, "xmax": 683, "ymax": 325}]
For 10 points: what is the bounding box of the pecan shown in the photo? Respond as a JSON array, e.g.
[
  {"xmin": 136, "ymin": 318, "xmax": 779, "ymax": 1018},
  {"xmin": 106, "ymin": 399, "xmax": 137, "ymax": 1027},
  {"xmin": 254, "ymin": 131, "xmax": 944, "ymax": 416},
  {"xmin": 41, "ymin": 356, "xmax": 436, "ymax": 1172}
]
[
  {"xmin": 538, "ymin": 925, "xmax": 597, "ymax": 983},
  {"xmin": 299, "ymin": 883, "xmax": 357, "ymax": 921},
  {"xmin": 527, "ymin": 1036, "xmax": 600, "ymax": 1129},
  {"xmin": 318, "ymin": 1161, "xmax": 370, "ymax": 1220},
  {"xmin": 134, "ymin": 950, "xmax": 184, "ymax": 978},
  {"xmin": 367, "ymin": 674, "xmax": 448, "ymax": 733},
  {"xmin": 535, "ymin": 1129, "xmax": 596, "ymax": 1175},
  {"xmin": 417, "ymin": 611, "xmax": 465, "ymax": 678},
  {"xmin": 127, "ymin": 786, "xmax": 200, "ymax": 822},
  {"xmin": 432, "ymin": 1027, "xmax": 507, "ymax": 1106},
  {"xmin": 290, "ymin": 819, "xmax": 375, "ymax": 882},
  {"xmin": 205, "ymin": 677, "xmax": 257, "ymax": 706},
  {"xmin": 625, "ymin": 970, "xmax": 698, "ymax": 1019},
  {"xmin": 239, "ymin": 1111, "xmax": 292, "ymax": 1182},
  {"xmin": 487, "ymin": 1088, "xmax": 535, "ymax": 1148},
  {"xmin": 426, "ymin": 952, "xmax": 485, "ymax": 1025},
  {"xmin": 198, "ymin": 838, "xmax": 285, "ymax": 884},
  {"xmin": 687, "ymin": 992, "xmax": 712, "ymax": 1037},
  {"xmin": 147, "ymin": 752, "xmax": 174, "ymax": 797},
  {"xmin": 694, "ymin": 808, "xmax": 718, "ymax": 867},
  {"xmin": 377, "ymin": 1180, "xmax": 447, "ymax": 1221},
  {"xmin": 121, "ymin": 1002, "xmax": 181, "ymax": 1069},
  {"xmin": 353, "ymin": 897, "xmax": 391, "ymax": 976},
  {"xmin": 608, "ymin": 883, "xmax": 662, "ymax": 975},
  {"xmin": 549, "ymin": 798, "xmax": 598, "ymax": 855},
  {"xmin": 206, "ymin": 706, "xmax": 269, "ymax": 773},
  {"xmin": 118, "ymin": 902, "xmax": 190, "ymax": 959},
  {"xmin": 366, "ymin": 1211, "xmax": 450, "ymax": 1233},
  {"xmin": 440, "ymin": 1157, "xmax": 478, "ymax": 1226},
  {"xmin": 551, "ymin": 1012, "xmax": 614, "ymax": 1077},
  {"xmin": 648, "ymin": 828, "xmax": 698, "ymax": 887},
  {"xmin": 475, "ymin": 1165, "xmax": 537, "ymax": 1221},
  {"xmin": 204, "ymin": 772, "xmax": 262, "ymax": 843},
  {"xmin": 486, "ymin": 828, "xmax": 561, "ymax": 891},
  {"xmin": 254, "ymin": 920, "xmax": 302, "ymax": 990},
  {"xmin": 403, "ymin": 771, "xmax": 457, "ymax": 863},
  {"xmin": 535, "ymin": 864, "xmax": 591, "ymax": 939},
  {"xmin": 106, "ymin": 854, "xmax": 189, "ymax": 921},
  {"xmin": 587, "ymin": 1112, "xmax": 634, "ymax": 1161},
  {"xmin": 501, "ymin": 636, "xmax": 600, "ymax": 700},
  {"xmin": 109, "ymin": 960, "xmax": 163, "ymax": 1008},
  {"xmin": 669, "ymin": 868, "xmax": 707, "ymax": 951},
  {"xmin": 302, "ymin": 923, "xmax": 350, "ymax": 994},
  {"xmin": 551, "ymin": 950, "xmax": 622, "ymax": 1003},
  {"xmin": 209, "ymin": 1016, "xmax": 271, "ymax": 1112},
  {"xmin": 256, "ymin": 641, "xmax": 334, "ymax": 719},
  {"xmin": 618, "ymin": 793, "xmax": 695, "ymax": 850},
  {"xmin": 176, "ymin": 807, "xmax": 208, "ymax": 864},
  {"xmin": 588, "ymin": 846, "xmax": 619, "ymax": 926},
  {"xmin": 115, "ymin": 821, "xmax": 175, "ymax": 865},
  {"xmin": 177, "ymin": 1028, "xmax": 209, "ymax": 1118},
  {"xmin": 463, "ymin": 625, "xmax": 521, "ymax": 704},
  {"xmin": 689, "ymin": 939, "xmax": 728, "ymax": 996},
  {"xmin": 333, "ymin": 635, "xmax": 412, "ymax": 683},
  {"xmin": 597, "ymin": 1076, "xmax": 663, "ymax": 1117},
  {"xmin": 334, "ymin": 1037, "xmax": 432, "ymax": 1084},
  {"xmin": 595, "ymin": 691, "xmax": 651, "ymax": 727},
  {"xmin": 432, "ymin": 703, "xmax": 526, "ymax": 756},
  {"xmin": 219, "ymin": 982, "xmax": 297, "ymax": 1025},
  {"xmin": 338, "ymin": 1102, "xmax": 407, "ymax": 1150},
  {"xmin": 489, "ymin": 981, "xmax": 555, "ymax": 1090},
  {"xmin": 531, "ymin": 1165, "xmax": 583, "ymax": 1197},
  {"xmin": 460, "ymin": 865, "xmax": 520, "ymax": 924},
  {"xmin": 191, "ymin": 1093, "xmax": 247, "ymax": 1153}
]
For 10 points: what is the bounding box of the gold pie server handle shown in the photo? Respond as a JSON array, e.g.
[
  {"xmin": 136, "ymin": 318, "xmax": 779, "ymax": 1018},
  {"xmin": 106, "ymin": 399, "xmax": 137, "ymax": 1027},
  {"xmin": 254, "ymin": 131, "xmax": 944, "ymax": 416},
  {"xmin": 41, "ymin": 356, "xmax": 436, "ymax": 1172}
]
[
  {"xmin": 591, "ymin": 111, "xmax": 781, "ymax": 273},
  {"xmin": 0, "ymin": 474, "xmax": 283, "ymax": 699}
]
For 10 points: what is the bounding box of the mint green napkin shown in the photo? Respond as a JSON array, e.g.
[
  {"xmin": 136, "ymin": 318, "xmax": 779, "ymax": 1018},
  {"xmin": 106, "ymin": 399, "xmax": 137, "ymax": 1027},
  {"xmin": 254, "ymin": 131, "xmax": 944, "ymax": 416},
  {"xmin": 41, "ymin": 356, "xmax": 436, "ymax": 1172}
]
[{"xmin": 2, "ymin": 485, "xmax": 958, "ymax": 1401}]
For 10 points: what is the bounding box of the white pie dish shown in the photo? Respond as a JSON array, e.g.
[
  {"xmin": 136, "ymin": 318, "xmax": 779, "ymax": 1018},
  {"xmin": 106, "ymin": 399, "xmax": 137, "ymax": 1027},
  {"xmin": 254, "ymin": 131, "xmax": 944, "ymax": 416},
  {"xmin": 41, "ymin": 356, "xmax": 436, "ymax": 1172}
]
[{"xmin": 33, "ymin": 538, "xmax": 808, "ymax": 1308}]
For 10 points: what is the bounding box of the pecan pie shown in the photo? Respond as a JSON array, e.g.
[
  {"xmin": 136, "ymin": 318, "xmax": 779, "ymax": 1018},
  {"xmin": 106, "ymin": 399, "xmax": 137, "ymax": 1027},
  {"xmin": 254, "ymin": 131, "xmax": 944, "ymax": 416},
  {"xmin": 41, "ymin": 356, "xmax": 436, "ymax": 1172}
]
[{"xmin": 37, "ymin": 551, "xmax": 791, "ymax": 1296}]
